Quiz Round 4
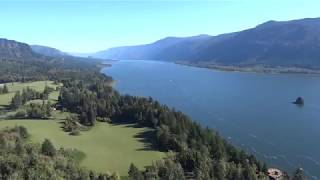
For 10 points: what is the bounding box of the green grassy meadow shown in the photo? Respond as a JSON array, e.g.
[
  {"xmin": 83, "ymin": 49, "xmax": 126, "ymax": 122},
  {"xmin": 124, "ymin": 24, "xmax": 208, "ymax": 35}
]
[
  {"xmin": 0, "ymin": 119, "xmax": 164, "ymax": 175},
  {"xmin": 0, "ymin": 81, "xmax": 59, "ymax": 110},
  {"xmin": 0, "ymin": 81, "xmax": 165, "ymax": 176},
  {"xmin": 6, "ymin": 81, "xmax": 57, "ymax": 92}
]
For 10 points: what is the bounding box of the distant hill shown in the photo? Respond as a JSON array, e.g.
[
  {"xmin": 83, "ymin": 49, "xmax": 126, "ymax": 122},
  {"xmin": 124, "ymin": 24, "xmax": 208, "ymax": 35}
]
[
  {"xmin": 31, "ymin": 45, "xmax": 69, "ymax": 57},
  {"xmin": 68, "ymin": 52, "xmax": 93, "ymax": 58},
  {"xmin": 0, "ymin": 38, "xmax": 99, "ymax": 83},
  {"xmin": 92, "ymin": 34, "xmax": 219, "ymax": 61},
  {"xmin": 31, "ymin": 45, "xmax": 103, "ymax": 62},
  {"xmin": 93, "ymin": 17, "xmax": 320, "ymax": 68},
  {"xmin": 0, "ymin": 38, "xmax": 37, "ymax": 59}
]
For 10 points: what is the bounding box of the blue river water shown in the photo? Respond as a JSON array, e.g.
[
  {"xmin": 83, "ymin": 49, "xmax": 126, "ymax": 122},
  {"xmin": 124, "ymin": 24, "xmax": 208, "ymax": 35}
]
[{"xmin": 102, "ymin": 60, "xmax": 320, "ymax": 179}]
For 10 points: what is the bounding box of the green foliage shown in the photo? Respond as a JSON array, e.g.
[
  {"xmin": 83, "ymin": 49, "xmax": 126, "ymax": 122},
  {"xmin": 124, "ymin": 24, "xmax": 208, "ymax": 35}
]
[
  {"xmin": 213, "ymin": 160, "xmax": 226, "ymax": 179},
  {"xmin": 144, "ymin": 158, "xmax": 185, "ymax": 180},
  {"xmin": 42, "ymin": 85, "xmax": 54, "ymax": 100},
  {"xmin": 0, "ymin": 40, "xmax": 110, "ymax": 84},
  {"xmin": 10, "ymin": 87, "xmax": 49, "ymax": 110},
  {"xmin": 292, "ymin": 168, "xmax": 307, "ymax": 180},
  {"xmin": 21, "ymin": 87, "xmax": 43, "ymax": 103},
  {"xmin": 27, "ymin": 103, "xmax": 45, "ymax": 118},
  {"xmin": 262, "ymin": 163, "xmax": 268, "ymax": 173},
  {"xmin": 17, "ymin": 126, "xmax": 29, "ymax": 139},
  {"xmin": 13, "ymin": 110, "xmax": 27, "ymax": 118},
  {"xmin": 63, "ymin": 114, "xmax": 79, "ymax": 133},
  {"xmin": 0, "ymin": 84, "xmax": 9, "ymax": 94},
  {"xmin": 26, "ymin": 102, "xmax": 52, "ymax": 119},
  {"xmin": 41, "ymin": 138, "xmax": 56, "ymax": 157},
  {"xmin": 0, "ymin": 127, "xmax": 116, "ymax": 180},
  {"xmin": 61, "ymin": 148, "xmax": 86, "ymax": 163},
  {"xmin": 43, "ymin": 85, "xmax": 54, "ymax": 95},
  {"xmin": 10, "ymin": 91, "xmax": 22, "ymax": 109},
  {"xmin": 14, "ymin": 138, "xmax": 25, "ymax": 155},
  {"xmin": 128, "ymin": 163, "xmax": 143, "ymax": 180},
  {"xmin": 0, "ymin": 119, "xmax": 164, "ymax": 176},
  {"xmin": 96, "ymin": 117, "xmax": 111, "ymax": 123},
  {"xmin": 242, "ymin": 163, "xmax": 258, "ymax": 180}
]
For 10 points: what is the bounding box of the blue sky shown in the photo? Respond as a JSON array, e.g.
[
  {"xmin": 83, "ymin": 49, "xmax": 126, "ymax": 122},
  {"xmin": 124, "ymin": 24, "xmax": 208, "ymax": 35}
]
[{"xmin": 0, "ymin": 0, "xmax": 319, "ymax": 52}]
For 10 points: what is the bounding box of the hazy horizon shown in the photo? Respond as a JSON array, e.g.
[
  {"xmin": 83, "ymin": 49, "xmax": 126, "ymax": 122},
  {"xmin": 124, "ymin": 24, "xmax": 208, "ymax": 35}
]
[{"xmin": 1, "ymin": 0, "xmax": 320, "ymax": 53}]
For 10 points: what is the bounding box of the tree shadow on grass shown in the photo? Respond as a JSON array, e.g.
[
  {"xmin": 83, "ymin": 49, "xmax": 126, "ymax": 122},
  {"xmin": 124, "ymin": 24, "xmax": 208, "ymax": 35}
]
[
  {"xmin": 133, "ymin": 130, "xmax": 160, "ymax": 152},
  {"xmin": 58, "ymin": 121, "xmax": 65, "ymax": 129},
  {"xmin": 109, "ymin": 121, "xmax": 161, "ymax": 152},
  {"xmin": 0, "ymin": 105, "xmax": 11, "ymax": 111},
  {"xmin": 0, "ymin": 105, "xmax": 14, "ymax": 119},
  {"xmin": 110, "ymin": 121, "xmax": 141, "ymax": 128}
]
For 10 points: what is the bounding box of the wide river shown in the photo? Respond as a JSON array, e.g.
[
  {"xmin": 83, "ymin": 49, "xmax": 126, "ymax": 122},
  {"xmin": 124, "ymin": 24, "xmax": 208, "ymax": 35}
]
[{"xmin": 102, "ymin": 60, "xmax": 320, "ymax": 179}]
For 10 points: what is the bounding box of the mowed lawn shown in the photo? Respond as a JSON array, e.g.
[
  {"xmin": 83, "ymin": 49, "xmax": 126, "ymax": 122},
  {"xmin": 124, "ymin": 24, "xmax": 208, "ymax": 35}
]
[
  {"xmin": 5, "ymin": 81, "xmax": 57, "ymax": 92},
  {"xmin": 0, "ymin": 81, "xmax": 165, "ymax": 175},
  {"xmin": 0, "ymin": 119, "xmax": 165, "ymax": 175},
  {"xmin": 0, "ymin": 81, "xmax": 59, "ymax": 110}
]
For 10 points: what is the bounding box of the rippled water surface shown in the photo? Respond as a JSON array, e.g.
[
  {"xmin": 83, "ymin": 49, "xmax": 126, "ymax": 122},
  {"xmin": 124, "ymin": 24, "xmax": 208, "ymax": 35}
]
[{"xmin": 102, "ymin": 60, "xmax": 320, "ymax": 179}]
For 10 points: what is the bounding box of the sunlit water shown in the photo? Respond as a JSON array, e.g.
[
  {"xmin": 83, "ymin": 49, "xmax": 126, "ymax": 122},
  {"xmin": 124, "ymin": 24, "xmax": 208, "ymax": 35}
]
[{"xmin": 102, "ymin": 60, "xmax": 320, "ymax": 179}]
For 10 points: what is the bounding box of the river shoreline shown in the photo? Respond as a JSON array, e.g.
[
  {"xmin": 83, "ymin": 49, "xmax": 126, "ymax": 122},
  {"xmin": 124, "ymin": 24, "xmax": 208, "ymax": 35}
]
[
  {"xmin": 102, "ymin": 60, "xmax": 320, "ymax": 179},
  {"xmin": 175, "ymin": 61, "xmax": 320, "ymax": 75}
]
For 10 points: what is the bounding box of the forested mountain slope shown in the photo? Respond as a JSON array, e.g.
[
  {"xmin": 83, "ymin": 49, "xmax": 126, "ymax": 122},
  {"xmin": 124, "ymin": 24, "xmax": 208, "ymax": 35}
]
[
  {"xmin": 31, "ymin": 45, "xmax": 69, "ymax": 57},
  {"xmin": 0, "ymin": 38, "xmax": 106, "ymax": 83}
]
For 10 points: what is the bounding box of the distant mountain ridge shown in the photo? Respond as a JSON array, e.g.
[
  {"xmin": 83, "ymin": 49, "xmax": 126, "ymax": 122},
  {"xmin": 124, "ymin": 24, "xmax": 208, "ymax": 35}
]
[
  {"xmin": 0, "ymin": 38, "xmax": 37, "ymax": 59},
  {"xmin": 93, "ymin": 34, "xmax": 228, "ymax": 61},
  {"xmin": 30, "ymin": 45, "xmax": 103, "ymax": 62},
  {"xmin": 31, "ymin": 45, "xmax": 69, "ymax": 57},
  {"xmin": 93, "ymin": 17, "xmax": 320, "ymax": 68},
  {"xmin": 0, "ymin": 38, "xmax": 100, "ymax": 83}
]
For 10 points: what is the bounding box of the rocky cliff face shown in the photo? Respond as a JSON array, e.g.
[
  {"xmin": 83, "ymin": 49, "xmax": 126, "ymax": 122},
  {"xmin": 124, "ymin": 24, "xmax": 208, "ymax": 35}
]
[{"xmin": 0, "ymin": 38, "xmax": 36, "ymax": 59}]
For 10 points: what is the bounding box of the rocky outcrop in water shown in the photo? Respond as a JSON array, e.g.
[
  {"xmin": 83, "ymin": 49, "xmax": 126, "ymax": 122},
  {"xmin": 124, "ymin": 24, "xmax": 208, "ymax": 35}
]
[{"xmin": 293, "ymin": 97, "xmax": 304, "ymax": 105}]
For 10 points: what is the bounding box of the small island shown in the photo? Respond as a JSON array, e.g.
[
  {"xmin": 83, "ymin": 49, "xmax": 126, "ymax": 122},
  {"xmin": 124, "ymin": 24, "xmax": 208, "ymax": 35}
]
[{"xmin": 293, "ymin": 97, "xmax": 304, "ymax": 105}]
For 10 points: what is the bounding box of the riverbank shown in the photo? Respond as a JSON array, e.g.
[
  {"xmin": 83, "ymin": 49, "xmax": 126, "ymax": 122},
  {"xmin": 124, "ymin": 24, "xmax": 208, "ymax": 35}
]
[
  {"xmin": 102, "ymin": 60, "xmax": 320, "ymax": 179},
  {"xmin": 176, "ymin": 61, "xmax": 320, "ymax": 75}
]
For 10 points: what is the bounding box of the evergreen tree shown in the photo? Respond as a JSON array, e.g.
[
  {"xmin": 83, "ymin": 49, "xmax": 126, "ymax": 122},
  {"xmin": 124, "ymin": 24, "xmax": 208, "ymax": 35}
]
[
  {"xmin": 128, "ymin": 163, "xmax": 143, "ymax": 180},
  {"xmin": 41, "ymin": 138, "xmax": 56, "ymax": 157},
  {"xmin": 3, "ymin": 84, "xmax": 9, "ymax": 93},
  {"xmin": 262, "ymin": 163, "xmax": 268, "ymax": 174},
  {"xmin": 18, "ymin": 126, "xmax": 29, "ymax": 138},
  {"xmin": 292, "ymin": 168, "xmax": 306, "ymax": 180},
  {"xmin": 26, "ymin": 102, "xmax": 52, "ymax": 119},
  {"xmin": 243, "ymin": 163, "xmax": 257, "ymax": 180},
  {"xmin": 44, "ymin": 100, "xmax": 52, "ymax": 117},
  {"xmin": 214, "ymin": 160, "xmax": 226, "ymax": 179},
  {"xmin": 11, "ymin": 91, "xmax": 22, "ymax": 109},
  {"xmin": 15, "ymin": 139, "xmax": 25, "ymax": 155}
]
